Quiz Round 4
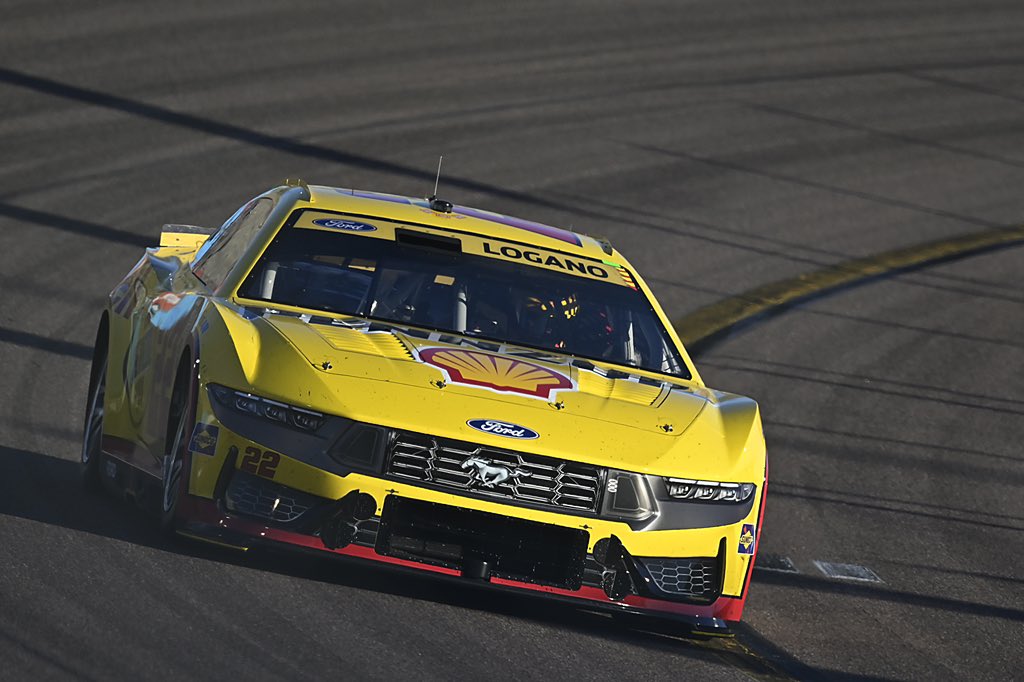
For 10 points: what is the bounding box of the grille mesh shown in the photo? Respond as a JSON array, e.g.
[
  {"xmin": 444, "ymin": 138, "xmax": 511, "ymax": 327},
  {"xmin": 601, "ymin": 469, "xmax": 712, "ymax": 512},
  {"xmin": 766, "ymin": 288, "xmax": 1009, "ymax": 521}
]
[
  {"xmin": 639, "ymin": 557, "xmax": 718, "ymax": 598},
  {"xmin": 387, "ymin": 432, "xmax": 602, "ymax": 513},
  {"xmin": 225, "ymin": 471, "xmax": 321, "ymax": 523}
]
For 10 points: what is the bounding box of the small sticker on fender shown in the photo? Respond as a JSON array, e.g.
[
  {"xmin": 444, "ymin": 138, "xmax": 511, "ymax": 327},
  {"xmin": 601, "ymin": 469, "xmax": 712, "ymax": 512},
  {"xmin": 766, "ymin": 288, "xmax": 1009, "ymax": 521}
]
[
  {"xmin": 738, "ymin": 523, "xmax": 756, "ymax": 555},
  {"xmin": 189, "ymin": 423, "xmax": 220, "ymax": 456}
]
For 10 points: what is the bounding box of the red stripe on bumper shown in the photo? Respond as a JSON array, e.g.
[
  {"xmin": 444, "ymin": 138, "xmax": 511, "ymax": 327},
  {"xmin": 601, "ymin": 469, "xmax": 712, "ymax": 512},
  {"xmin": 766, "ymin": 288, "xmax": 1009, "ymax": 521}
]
[{"xmin": 177, "ymin": 496, "xmax": 746, "ymax": 622}]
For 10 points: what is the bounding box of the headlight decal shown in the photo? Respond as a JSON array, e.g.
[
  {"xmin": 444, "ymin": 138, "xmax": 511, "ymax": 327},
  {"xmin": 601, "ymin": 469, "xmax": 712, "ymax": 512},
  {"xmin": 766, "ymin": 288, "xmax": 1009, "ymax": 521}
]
[
  {"xmin": 209, "ymin": 384, "xmax": 324, "ymax": 432},
  {"xmin": 206, "ymin": 383, "xmax": 384, "ymax": 477},
  {"xmin": 665, "ymin": 478, "xmax": 756, "ymax": 503}
]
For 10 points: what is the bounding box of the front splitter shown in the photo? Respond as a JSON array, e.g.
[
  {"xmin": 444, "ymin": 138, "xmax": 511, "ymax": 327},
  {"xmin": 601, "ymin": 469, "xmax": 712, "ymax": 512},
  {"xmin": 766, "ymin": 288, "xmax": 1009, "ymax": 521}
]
[{"xmin": 175, "ymin": 495, "xmax": 739, "ymax": 634}]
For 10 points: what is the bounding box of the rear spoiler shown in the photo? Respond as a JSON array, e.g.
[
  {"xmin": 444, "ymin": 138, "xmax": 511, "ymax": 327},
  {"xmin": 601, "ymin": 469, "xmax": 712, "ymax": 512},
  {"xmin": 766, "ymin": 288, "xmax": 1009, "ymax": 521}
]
[{"xmin": 159, "ymin": 224, "xmax": 217, "ymax": 249}]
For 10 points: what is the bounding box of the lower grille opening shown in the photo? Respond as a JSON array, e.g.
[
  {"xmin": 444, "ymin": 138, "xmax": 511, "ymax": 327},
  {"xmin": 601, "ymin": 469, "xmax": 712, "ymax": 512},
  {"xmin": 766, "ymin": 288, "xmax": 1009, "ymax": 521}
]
[
  {"xmin": 636, "ymin": 556, "xmax": 720, "ymax": 602},
  {"xmin": 224, "ymin": 469, "xmax": 325, "ymax": 524},
  {"xmin": 376, "ymin": 496, "xmax": 589, "ymax": 590}
]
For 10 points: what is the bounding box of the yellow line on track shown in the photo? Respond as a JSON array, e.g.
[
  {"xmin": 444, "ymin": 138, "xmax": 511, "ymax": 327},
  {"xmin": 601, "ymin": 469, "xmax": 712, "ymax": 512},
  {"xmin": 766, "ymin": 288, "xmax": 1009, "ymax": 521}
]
[{"xmin": 675, "ymin": 225, "xmax": 1024, "ymax": 348}]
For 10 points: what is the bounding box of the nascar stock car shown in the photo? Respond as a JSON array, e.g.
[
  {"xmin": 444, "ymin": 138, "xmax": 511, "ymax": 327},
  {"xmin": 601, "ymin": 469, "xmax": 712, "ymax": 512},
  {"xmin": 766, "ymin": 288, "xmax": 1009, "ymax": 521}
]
[{"xmin": 81, "ymin": 180, "xmax": 767, "ymax": 632}]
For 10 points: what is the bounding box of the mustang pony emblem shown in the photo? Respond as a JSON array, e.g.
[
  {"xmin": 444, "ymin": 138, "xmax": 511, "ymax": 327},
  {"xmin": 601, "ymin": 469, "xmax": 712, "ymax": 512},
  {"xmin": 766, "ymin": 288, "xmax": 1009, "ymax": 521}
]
[
  {"xmin": 461, "ymin": 456, "xmax": 531, "ymax": 488},
  {"xmin": 418, "ymin": 347, "xmax": 574, "ymax": 400}
]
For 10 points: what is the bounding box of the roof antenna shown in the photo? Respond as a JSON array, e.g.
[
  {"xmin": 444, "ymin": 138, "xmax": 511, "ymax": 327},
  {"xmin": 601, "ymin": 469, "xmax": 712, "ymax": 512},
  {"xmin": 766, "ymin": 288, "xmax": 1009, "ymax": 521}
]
[
  {"xmin": 428, "ymin": 155, "xmax": 453, "ymax": 213},
  {"xmin": 433, "ymin": 155, "xmax": 443, "ymax": 197}
]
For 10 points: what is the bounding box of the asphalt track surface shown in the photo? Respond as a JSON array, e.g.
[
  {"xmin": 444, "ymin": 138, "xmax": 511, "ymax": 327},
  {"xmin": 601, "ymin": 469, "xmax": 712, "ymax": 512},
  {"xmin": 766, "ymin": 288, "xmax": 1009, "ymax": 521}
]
[{"xmin": 1, "ymin": 2, "xmax": 1023, "ymax": 680}]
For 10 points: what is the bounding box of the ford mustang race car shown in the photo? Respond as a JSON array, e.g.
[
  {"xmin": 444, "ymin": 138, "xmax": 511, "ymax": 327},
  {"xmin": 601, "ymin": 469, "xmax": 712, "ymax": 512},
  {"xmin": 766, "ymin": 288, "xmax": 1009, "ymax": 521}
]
[{"xmin": 81, "ymin": 180, "xmax": 767, "ymax": 632}]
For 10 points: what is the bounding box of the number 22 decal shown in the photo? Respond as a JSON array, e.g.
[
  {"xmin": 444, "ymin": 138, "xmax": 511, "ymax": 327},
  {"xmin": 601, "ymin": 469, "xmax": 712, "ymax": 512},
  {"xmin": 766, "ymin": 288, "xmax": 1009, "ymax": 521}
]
[{"xmin": 240, "ymin": 446, "xmax": 281, "ymax": 479}]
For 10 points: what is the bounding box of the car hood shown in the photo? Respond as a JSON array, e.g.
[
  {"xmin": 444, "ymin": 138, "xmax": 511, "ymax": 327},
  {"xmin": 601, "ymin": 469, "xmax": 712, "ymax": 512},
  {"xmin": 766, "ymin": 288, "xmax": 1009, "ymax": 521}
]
[{"xmin": 212, "ymin": 308, "xmax": 762, "ymax": 479}]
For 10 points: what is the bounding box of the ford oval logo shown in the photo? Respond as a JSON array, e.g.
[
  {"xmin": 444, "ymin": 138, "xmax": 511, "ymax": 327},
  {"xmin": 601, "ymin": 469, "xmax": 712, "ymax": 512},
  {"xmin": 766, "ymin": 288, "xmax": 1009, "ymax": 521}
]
[
  {"xmin": 312, "ymin": 218, "xmax": 377, "ymax": 232},
  {"xmin": 467, "ymin": 419, "xmax": 539, "ymax": 440}
]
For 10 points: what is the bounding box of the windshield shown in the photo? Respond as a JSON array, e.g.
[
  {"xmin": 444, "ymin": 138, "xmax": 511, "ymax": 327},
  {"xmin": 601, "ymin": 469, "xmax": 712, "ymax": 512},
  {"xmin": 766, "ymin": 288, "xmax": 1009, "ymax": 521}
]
[{"xmin": 238, "ymin": 218, "xmax": 689, "ymax": 378}]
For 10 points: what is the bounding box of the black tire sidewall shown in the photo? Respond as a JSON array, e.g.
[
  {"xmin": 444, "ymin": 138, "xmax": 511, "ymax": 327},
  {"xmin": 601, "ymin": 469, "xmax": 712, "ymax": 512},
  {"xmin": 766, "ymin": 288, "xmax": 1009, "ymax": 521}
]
[
  {"xmin": 81, "ymin": 353, "xmax": 107, "ymax": 491},
  {"xmin": 159, "ymin": 359, "xmax": 197, "ymax": 531}
]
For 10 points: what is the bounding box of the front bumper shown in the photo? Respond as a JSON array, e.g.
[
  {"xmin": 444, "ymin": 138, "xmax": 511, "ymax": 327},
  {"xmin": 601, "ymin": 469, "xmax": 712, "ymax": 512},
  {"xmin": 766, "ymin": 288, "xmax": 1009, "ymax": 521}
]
[
  {"xmin": 182, "ymin": 412, "xmax": 764, "ymax": 628},
  {"xmin": 178, "ymin": 494, "xmax": 748, "ymax": 632}
]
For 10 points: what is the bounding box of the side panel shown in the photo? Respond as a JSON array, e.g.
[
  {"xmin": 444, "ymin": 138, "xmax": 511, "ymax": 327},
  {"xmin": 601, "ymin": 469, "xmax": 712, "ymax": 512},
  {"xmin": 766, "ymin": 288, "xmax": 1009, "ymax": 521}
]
[
  {"xmin": 103, "ymin": 250, "xmax": 206, "ymax": 476},
  {"xmin": 103, "ymin": 254, "xmax": 155, "ymax": 471}
]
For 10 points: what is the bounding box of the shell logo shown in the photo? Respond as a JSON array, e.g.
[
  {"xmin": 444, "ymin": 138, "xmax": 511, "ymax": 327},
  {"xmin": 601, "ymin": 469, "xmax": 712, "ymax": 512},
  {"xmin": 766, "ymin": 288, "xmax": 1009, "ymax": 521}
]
[{"xmin": 418, "ymin": 347, "xmax": 574, "ymax": 400}]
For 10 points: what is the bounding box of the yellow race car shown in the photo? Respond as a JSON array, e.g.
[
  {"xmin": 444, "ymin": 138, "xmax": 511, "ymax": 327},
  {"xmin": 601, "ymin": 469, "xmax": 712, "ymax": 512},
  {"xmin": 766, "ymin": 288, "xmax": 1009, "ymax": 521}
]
[{"xmin": 81, "ymin": 181, "xmax": 767, "ymax": 632}]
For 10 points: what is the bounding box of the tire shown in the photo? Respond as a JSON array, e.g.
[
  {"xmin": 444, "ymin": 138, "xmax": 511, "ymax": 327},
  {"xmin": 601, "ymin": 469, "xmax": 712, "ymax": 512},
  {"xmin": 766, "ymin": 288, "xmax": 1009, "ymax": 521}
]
[
  {"xmin": 159, "ymin": 356, "xmax": 194, "ymax": 531},
  {"xmin": 81, "ymin": 351, "xmax": 107, "ymax": 492}
]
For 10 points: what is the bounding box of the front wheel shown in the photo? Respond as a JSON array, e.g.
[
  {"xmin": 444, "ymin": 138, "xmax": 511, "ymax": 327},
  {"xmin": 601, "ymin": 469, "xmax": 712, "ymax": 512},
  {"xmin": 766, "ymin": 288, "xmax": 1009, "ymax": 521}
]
[
  {"xmin": 159, "ymin": 358, "xmax": 194, "ymax": 531},
  {"xmin": 81, "ymin": 353, "xmax": 107, "ymax": 491}
]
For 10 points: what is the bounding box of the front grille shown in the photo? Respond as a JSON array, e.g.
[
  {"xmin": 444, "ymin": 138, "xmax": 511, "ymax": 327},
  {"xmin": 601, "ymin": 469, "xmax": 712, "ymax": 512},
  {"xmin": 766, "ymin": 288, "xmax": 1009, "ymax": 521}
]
[
  {"xmin": 376, "ymin": 496, "xmax": 589, "ymax": 589},
  {"xmin": 638, "ymin": 557, "xmax": 719, "ymax": 600},
  {"xmin": 225, "ymin": 470, "xmax": 322, "ymax": 523},
  {"xmin": 386, "ymin": 431, "xmax": 602, "ymax": 513}
]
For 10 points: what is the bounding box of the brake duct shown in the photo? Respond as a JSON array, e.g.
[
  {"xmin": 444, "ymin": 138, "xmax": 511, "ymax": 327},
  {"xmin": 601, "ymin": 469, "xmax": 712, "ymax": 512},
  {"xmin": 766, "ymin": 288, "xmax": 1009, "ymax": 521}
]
[
  {"xmin": 319, "ymin": 490, "xmax": 377, "ymax": 549},
  {"xmin": 592, "ymin": 535, "xmax": 643, "ymax": 601}
]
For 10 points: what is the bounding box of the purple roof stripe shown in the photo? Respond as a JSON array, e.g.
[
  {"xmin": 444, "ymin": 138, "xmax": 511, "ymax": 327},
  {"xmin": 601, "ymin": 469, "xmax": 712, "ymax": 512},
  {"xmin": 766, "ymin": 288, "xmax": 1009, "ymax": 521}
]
[
  {"xmin": 342, "ymin": 189, "xmax": 582, "ymax": 246},
  {"xmin": 350, "ymin": 189, "xmax": 414, "ymax": 205},
  {"xmin": 452, "ymin": 205, "xmax": 581, "ymax": 246}
]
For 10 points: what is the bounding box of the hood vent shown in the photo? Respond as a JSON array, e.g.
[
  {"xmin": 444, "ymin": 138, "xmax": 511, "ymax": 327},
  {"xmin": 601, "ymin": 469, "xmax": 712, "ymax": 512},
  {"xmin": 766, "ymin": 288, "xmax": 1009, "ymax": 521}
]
[
  {"xmin": 311, "ymin": 324, "xmax": 413, "ymax": 360},
  {"xmin": 577, "ymin": 371, "xmax": 664, "ymax": 406}
]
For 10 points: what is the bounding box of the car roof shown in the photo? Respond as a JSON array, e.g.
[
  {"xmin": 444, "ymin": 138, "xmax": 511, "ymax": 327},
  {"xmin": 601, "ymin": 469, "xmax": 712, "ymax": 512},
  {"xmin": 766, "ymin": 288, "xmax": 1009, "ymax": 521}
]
[{"xmin": 304, "ymin": 185, "xmax": 620, "ymax": 263}]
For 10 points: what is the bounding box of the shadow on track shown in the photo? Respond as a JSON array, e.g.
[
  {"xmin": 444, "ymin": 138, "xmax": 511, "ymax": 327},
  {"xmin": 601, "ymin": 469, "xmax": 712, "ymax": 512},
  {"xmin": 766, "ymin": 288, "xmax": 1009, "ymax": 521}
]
[
  {"xmin": 0, "ymin": 201, "xmax": 151, "ymax": 248},
  {"xmin": 0, "ymin": 443, "xmax": 902, "ymax": 681},
  {"xmin": 0, "ymin": 326, "xmax": 92, "ymax": 360},
  {"xmin": 0, "ymin": 67, "xmax": 568, "ymax": 215},
  {"xmin": 0, "ymin": 445, "xmax": 748, "ymax": 673},
  {"xmin": 753, "ymin": 570, "xmax": 1024, "ymax": 624}
]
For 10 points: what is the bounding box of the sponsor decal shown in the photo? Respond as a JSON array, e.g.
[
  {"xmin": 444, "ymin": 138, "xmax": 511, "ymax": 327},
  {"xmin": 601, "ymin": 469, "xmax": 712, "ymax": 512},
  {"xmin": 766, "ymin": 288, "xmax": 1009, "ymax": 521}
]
[
  {"xmin": 418, "ymin": 347, "xmax": 574, "ymax": 400},
  {"xmin": 738, "ymin": 523, "xmax": 756, "ymax": 555},
  {"xmin": 461, "ymin": 456, "xmax": 531, "ymax": 488},
  {"xmin": 467, "ymin": 419, "xmax": 539, "ymax": 440},
  {"xmin": 482, "ymin": 242, "xmax": 610, "ymax": 279},
  {"xmin": 312, "ymin": 218, "xmax": 377, "ymax": 232},
  {"xmin": 188, "ymin": 423, "xmax": 220, "ymax": 456}
]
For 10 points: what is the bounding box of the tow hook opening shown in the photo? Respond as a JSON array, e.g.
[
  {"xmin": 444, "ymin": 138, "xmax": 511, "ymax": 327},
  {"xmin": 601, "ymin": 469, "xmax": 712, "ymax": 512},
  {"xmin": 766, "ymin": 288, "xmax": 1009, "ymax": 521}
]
[{"xmin": 462, "ymin": 558, "xmax": 492, "ymax": 581}]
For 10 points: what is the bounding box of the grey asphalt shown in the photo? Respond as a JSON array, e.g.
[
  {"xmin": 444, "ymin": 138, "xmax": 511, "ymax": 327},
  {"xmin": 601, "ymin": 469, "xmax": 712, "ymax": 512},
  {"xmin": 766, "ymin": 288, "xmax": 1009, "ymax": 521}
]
[{"xmin": 1, "ymin": 1, "xmax": 1022, "ymax": 680}]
